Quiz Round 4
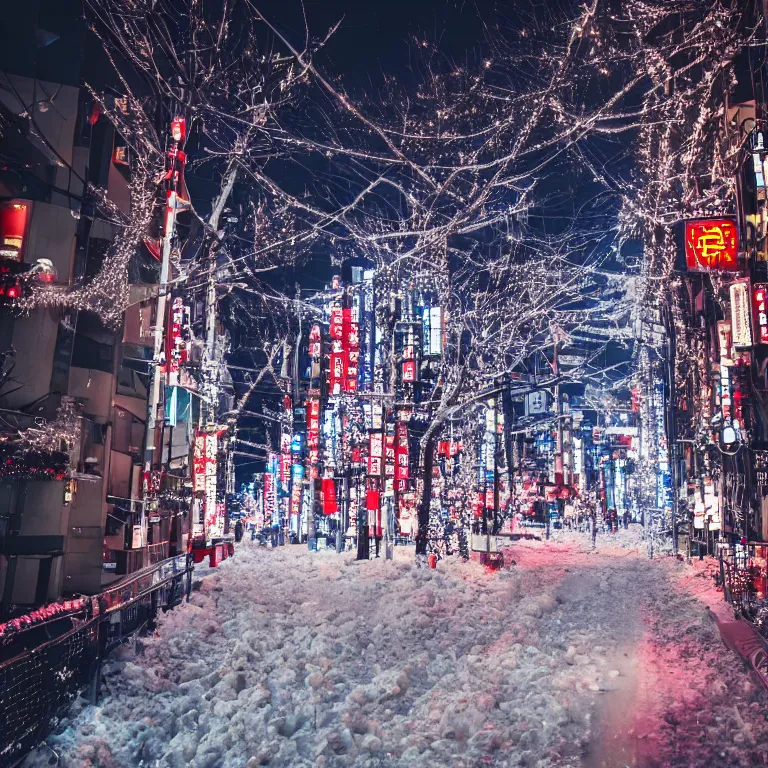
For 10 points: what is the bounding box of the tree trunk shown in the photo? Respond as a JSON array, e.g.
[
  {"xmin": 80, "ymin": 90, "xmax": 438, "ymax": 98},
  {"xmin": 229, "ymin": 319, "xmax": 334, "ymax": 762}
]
[{"xmin": 415, "ymin": 434, "xmax": 436, "ymax": 556}]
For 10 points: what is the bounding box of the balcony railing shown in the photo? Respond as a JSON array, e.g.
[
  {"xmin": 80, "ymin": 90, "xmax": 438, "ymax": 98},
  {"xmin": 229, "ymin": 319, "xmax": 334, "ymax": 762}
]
[{"xmin": 0, "ymin": 553, "xmax": 193, "ymax": 768}]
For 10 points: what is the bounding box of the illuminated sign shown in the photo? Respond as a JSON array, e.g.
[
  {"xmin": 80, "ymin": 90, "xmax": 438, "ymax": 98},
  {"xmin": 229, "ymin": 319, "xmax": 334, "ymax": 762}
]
[
  {"xmin": 309, "ymin": 324, "xmax": 322, "ymax": 359},
  {"xmin": 396, "ymin": 423, "xmax": 409, "ymax": 481},
  {"xmin": 306, "ymin": 397, "xmax": 320, "ymax": 478},
  {"xmin": 290, "ymin": 464, "xmax": 303, "ymax": 519},
  {"xmin": 322, "ymin": 477, "xmax": 338, "ymax": 515},
  {"xmin": 385, "ymin": 432, "xmax": 395, "ymax": 479},
  {"xmin": 166, "ymin": 297, "xmax": 190, "ymax": 385},
  {"xmin": 193, "ymin": 431, "xmax": 219, "ymax": 539},
  {"xmin": 361, "ymin": 276, "xmax": 374, "ymax": 389},
  {"xmin": 729, "ymin": 281, "xmax": 753, "ymax": 348},
  {"xmin": 0, "ymin": 201, "xmax": 29, "ymax": 261},
  {"xmin": 344, "ymin": 308, "xmax": 360, "ymax": 393},
  {"xmin": 329, "ymin": 305, "xmax": 344, "ymax": 395},
  {"xmin": 652, "ymin": 378, "xmax": 672, "ymax": 510},
  {"xmin": 753, "ymin": 284, "xmax": 768, "ymax": 345},
  {"xmin": 422, "ymin": 305, "xmax": 443, "ymax": 356},
  {"xmin": 685, "ymin": 218, "xmax": 739, "ymax": 272},
  {"xmin": 263, "ymin": 467, "xmax": 275, "ymax": 526},
  {"xmin": 716, "ymin": 321, "xmax": 732, "ymax": 359},
  {"xmin": 525, "ymin": 391, "xmax": 548, "ymax": 416},
  {"xmin": 720, "ymin": 360, "xmax": 737, "ymax": 444},
  {"xmin": 280, "ymin": 431, "xmax": 291, "ymax": 485},
  {"xmin": 368, "ymin": 432, "xmax": 383, "ymax": 476}
]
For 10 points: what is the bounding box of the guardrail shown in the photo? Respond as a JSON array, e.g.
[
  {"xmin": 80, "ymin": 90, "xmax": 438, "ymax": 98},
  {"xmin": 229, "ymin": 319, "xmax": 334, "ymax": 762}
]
[{"xmin": 0, "ymin": 554, "xmax": 193, "ymax": 768}]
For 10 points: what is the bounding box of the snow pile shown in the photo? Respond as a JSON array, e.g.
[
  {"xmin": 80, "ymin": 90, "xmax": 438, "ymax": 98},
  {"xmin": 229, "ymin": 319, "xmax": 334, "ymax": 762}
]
[
  {"xmin": 22, "ymin": 541, "xmax": 768, "ymax": 768},
  {"xmin": 549, "ymin": 523, "xmax": 647, "ymax": 554}
]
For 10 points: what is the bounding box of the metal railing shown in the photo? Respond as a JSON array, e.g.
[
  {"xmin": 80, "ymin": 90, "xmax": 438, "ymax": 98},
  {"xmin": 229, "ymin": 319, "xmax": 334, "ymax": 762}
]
[{"xmin": 0, "ymin": 554, "xmax": 193, "ymax": 768}]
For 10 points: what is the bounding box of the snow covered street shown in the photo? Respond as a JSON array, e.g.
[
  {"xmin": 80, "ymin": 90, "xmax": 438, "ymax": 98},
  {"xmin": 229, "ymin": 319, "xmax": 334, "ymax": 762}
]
[{"xmin": 24, "ymin": 535, "xmax": 768, "ymax": 768}]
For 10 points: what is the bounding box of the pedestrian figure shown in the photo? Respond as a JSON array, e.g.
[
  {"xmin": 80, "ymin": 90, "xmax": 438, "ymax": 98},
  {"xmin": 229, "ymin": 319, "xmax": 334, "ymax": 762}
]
[
  {"xmin": 234, "ymin": 519, "xmax": 243, "ymax": 543},
  {"xmin": 591, "ymin": 509, "xmax": 597, "ymax": 550},
  {"xmin": 608, "ymin": 508, "xmax": 618, "ymax": 533},
  {"xmin": 623, "ymin": 510, "xmax": 630, "ymax": 530}
]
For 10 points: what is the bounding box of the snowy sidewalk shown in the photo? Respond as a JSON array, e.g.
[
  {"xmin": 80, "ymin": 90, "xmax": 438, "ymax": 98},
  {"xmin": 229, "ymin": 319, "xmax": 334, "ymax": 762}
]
[{"xmin": 23, "ymin": 540, "xmax": 768, "ymax": 768}]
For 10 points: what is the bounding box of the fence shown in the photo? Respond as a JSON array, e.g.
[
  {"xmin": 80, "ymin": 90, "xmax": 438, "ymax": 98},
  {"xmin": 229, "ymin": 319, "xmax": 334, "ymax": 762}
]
[{"xmin": 0, "ymin": 554, "xmax": 193, "ymax": 768}]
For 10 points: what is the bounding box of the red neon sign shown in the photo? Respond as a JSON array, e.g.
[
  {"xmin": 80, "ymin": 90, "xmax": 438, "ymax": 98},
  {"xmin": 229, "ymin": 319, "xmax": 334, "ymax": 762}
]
[
  {"xmin": 685, "ymin": 218, "xmax": 739, "ymax": 272},
  {"xmin": 753, "ymin": 283, "xmax": 768, "ymax": 345}
]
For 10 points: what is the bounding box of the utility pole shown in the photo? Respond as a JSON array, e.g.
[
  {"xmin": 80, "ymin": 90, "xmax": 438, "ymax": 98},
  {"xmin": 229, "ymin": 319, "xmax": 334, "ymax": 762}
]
[
  {"xmin": 202, "ymin": 246, "xmax": 217, "ymax": 430},
  {"xmin": 493, "ymin": 392, "xmax": 500, "ymax": 536},
  {"xmin": 664, "ymin": 301, "xmax": 679, "ymax": 554},
  {"xmin": 554, "ymin": 335, "xmax": 563, "ymax": 486},
  {"xmin": 502, "ymin": 375, "xmax": 515, "ymax": 496},
  {"xmin": 550, "ymin": 330, "xmax": 564, "ymax": 542},
  {"xmin": 144, "ymin": 116, "xmax": 187, "ymax": 534}
]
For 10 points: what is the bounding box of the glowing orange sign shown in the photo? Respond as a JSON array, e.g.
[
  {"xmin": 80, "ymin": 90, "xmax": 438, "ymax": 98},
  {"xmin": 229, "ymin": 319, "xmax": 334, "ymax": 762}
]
[{"xmin": 685, "ymin": 219, "xmax": 739, "ymax": 272}]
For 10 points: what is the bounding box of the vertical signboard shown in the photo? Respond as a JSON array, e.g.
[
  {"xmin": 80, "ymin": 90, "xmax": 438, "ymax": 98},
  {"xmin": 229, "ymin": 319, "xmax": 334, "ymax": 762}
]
[
  {"xmin": 204, "ymin": 432, "xmax": 220, "ymax": 539},
  {"xmin": 361, "ymin": 273, "xmax": 375, "ymax": 390},
  {"xmin": 344, "ymin": 307, "xmax": 360, "ymax": 392},
  {"xmin": 193, "ymin": 431, "xmax": 221, "ymax": 540},
  {"xmin": 395, "ymin": 422, "xmax": 409, "ymax": 488},
  {"xmin": 429, "ymin": 306, "xmax": 442, "ymax": 355},
  {"xmin": 385, "ymin": 430, "xmax": 396, "ymax": 484},
  {"xmin": 264, "ymin": 453, "xmax": 278, "ymax": 526},
  {"xmin": 368, "ymin": 432, "xmax": 383, "ymax": 476},
  {"xmin": 306, "ymin": 395, "xmax": 320, "ymax": 479},
  {"xmin": 754, "ymin": 284, "xmax": 768, "ymax": 344},
  {"xmin": 166, "ymin": 297, "xmax": 191, "ymax": 385},
  {"xmin": 290, "ymin": 463, "xmax": 304, "ymax": 527},
  {"xmin": 730, "ymin": 280, "xmax": 753, "ymax": 348},
  {"xmin": 652, "ymin": 379, "xmax": 672, "ymax": 511},
  {"xmin": 329, "ymin": 305, "xmax": 344, "ymax": 395}
]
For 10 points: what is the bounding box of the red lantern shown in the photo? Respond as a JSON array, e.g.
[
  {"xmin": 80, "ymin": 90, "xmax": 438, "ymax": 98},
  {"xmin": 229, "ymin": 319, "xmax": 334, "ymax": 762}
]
[
  {"xmin": 322, "ymin": 478, "xmax": 338, "ymax": 515},
  {"xmin": 171, "ymin": 116, "xmax": 186, "ymax": 143},
  {"xmin": 366, "ymin": 490, "xmax": 380, "ymax": 511}
]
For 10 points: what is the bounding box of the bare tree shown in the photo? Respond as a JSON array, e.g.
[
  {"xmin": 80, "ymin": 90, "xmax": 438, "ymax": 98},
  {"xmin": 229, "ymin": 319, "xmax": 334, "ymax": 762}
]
[
  {"xmin": 21, "ymin": 0, "xmax": 328, "ymax": 330},
  {"xmin": 35, "ymin": 0, "xmax": 753, "ymax": 556}
]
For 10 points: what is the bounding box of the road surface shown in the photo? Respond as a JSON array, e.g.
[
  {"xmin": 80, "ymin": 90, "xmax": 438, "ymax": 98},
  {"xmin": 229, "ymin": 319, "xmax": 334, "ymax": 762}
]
[{"xmin": 23, "ymin": 529, "xmax": 768, "ymax": 768}]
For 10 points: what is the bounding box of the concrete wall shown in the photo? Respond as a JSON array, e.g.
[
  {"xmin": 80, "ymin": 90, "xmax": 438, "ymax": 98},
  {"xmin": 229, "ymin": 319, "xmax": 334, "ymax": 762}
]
[
  {"xmin": 10, "ymin": 480, "xmax": 67, "ymax": 605},
  {"xmin": 69, "ymin": 367, "xmax": 113, "ymax": 423},
  {"xmin": 109, "ymin": 450, "xmax": 132, "ymax": 502},
  {"xmin": 0, "ymin": 76, "xmax": 82, "ymax": 202},
  {"xmin": 24, "ymin": 201, "xmax": 78, "ymax": 283},
  {"xmin": 5, "ymin": 308, "xmax": 60, "ymax": 410},
  {"xmin": 17, "ymin": 481, "xmax": 66, "ymax": 539},
  {"xmin": 11, "ymin": 557, "xmax": 39, "ymax": 605},
  {"xmin": 64, "ymin": 475, "xmax": 106, "ymax": 596}
]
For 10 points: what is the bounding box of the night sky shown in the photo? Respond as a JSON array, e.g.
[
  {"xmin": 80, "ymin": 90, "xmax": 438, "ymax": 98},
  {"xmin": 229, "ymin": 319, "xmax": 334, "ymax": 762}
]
[{"xmin": 256, "ymin": 0, "xmax": 494, "ymax": 87}]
